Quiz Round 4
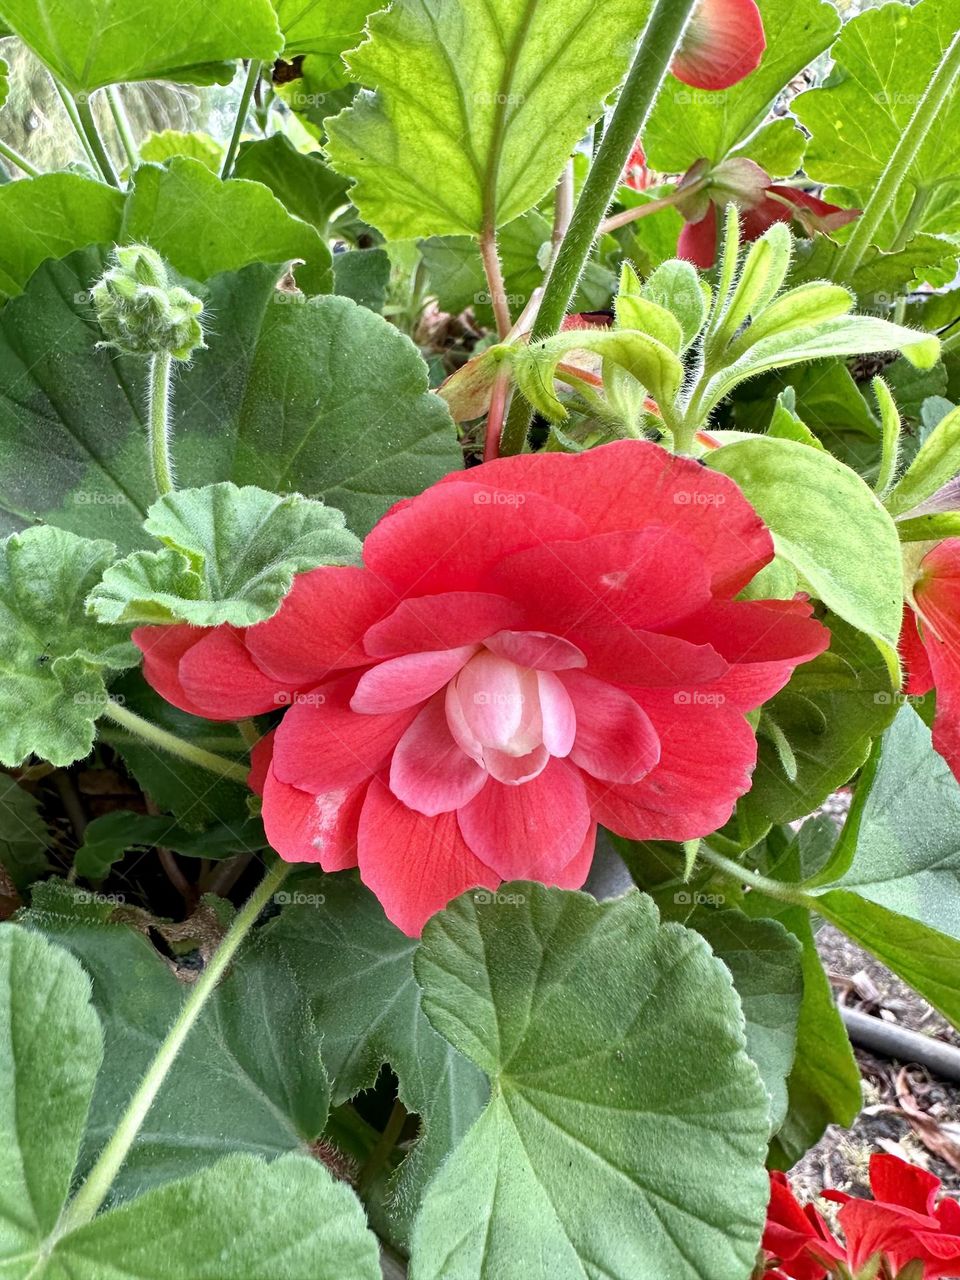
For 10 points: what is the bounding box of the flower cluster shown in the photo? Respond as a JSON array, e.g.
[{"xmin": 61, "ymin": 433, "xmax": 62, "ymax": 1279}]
[
  {"xmin": 761, "ymin": 1155, "xmax": 960, "ymax": 1279},
  {"xmin": 134, "ymin": 442, "xmax": 827, "ymax": 934}
]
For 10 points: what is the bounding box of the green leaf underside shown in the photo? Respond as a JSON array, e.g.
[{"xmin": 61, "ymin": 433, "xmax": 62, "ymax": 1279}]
[
  {"xmin": 0, "ymin": 249, "xmax": 460, "ymax": 550},
  {"xmin": 411, "ymin": 885, "xmax": 770, "ymax": 1280},
  {"xmin": 0, "ymin": 527, "xmax": 137, "ymax": 768},
  {"xmin": 0, "ymin": 0, "xmax": 282, "ymax": 94},
  {"xmin": 265, "ymin": 872, "xmax": 488, "ymax": 1243},
  {"xmin": 88, "ymin": 483, "xmax": 360, "ymax": 627},
  {"xmin": 274, "ymin": 0, "xmax": 376, "ymax": 61},
  {"xmin": 325, "ymin": 0, "xmax": 654, "ymax": 238}
]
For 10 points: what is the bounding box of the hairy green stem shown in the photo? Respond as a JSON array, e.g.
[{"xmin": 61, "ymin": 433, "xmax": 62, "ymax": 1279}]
[
  {"xmin": 832, "ymin": 28, "xmax": 960, "ymax": 281},
  {"xmin": 598, "ymin": 180, "xmax": 705, "ymax": 235},
  {"xmin": 56, "ymin": 860, "xmax": 289, "ymax": 1233},
  {"xmin": 220, "ymin": 60, "xmax": 262, "ymax": 180},
  {"xmin": 148, "ymin": 353, "xmax": 174, "ymax": 496},
  {"xmin": 51, "ymin": 80, "xmax": 101, "ymax": 173},
  {"xmin": 697, "ymin": 845, "xmax": 816, "ymax": 909},
  {"xmin": 103, "ymin": 700, "xmax": 250, "ymax": 783},
  {"xmin": 74, "ymin": 92, "xmax": 120, "ymax": 188},
  {"xmin": 0, "ymin": 137, "xmax": 40, "ymax": 178},
  {"xmin": 106, "ymin": 85, "xmax": 138, "ymax": 172}
]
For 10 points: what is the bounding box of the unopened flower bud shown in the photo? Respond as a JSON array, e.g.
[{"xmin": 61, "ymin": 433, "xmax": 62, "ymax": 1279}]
[{"xmin": 92, "ymin": 245, "xmax": 205, "ymax": 362}]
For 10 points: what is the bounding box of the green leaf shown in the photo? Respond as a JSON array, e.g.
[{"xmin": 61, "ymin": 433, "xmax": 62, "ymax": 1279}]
[
  {"xmin": 707, "ymin": 438, "xmax": 905, "ymax": 674},
  {"xmin": 644, "ymin": 0, "xmax": 839, "ymax": 174},
  {"xmin": 640, "ymin": 258, "xmax": 707, "ymax": 350},
  {"xmin": 138, "ymin": 129, "xmax": 224, "ymax": 172},
  {"xmin": 0, "ymin": 527, "xmax": 138, "ymax": 768},
  {"xmin": 123, "ymin": 158, "xmax": 332, "ymax": 294},
  {"xmin": 0, "ymin": 0, "xmax": 281, "ymax": 94},
  {"xmin": 234, "ymin": 135, "xmax": 351, "ymax": 235},
  {"xmin": 795, "ymin": 0, "xmax": 960, "ymax": 251},
  {"xmin": 0, "ymin": 56, "xmax": 7, "ymax": 109},
  {"xmin": 873, "ymin": 376, "xmax": 901, "ymax": 497},
  {"xmin": 793, "ymin": 231, "xmax": 960, "ymax": 301},
  {"xmin": 274, "ymin": 0, "xmax": 375, "ymax": 61},
  {"xmin": 0, "ymin": 926, "xmax": 102, "ymax": 1262},
  {"xmin": 24, "ymin": 881, "xmax": 331, "ymax": 1197},
  {"xmin": 325, "ymin": 0, "xmax": 654, "ymax": 238},
  {"xmin": 88, "ymin": 484, "xmax": 359, "ymax": 627},
  {"xmin": 824, "ymin": 707, "xmax": 960, "ymax": 940},
  {"xmin": 411, "ymin": 884, "xmax": 770, "ymax": 1280},
  {"xmin": 687, "ymin": 908, "xmax": 803, "ymax": 1134},
  {"xmin": 74, "ymin": 809, "xmax": 266, "ymax": 881},
  {"xmin": 741, "ymin": 896, "xmax": 861, "ymax": 1167},
  {"xmin": 265, "ymin": 872, "xmax": 488, "ymax": 1244},
  {"xmin": 733, "ymin": 614, "xmax": 896, "ymax": 837},
  {"xmin": 46, "ymin": 1153, "xmax": 380, "ymax": 1279},
  {"xmin": 332, "ymin": 249, "xmax": 391, "ymax": 313},
  {"xmin": 0, "ymin": 773, "xmax": 54, "ymax": 890},
  {"xmin": 0, "ymin": 174, "xmax": 124, "ymax": 298},
  {"xmin": 0, "ymin": 249, "xmax": 460, "ymax": 549},
  {"xmin": 886, "ymin": 402, "xmax": 960, "ymax": 516}
]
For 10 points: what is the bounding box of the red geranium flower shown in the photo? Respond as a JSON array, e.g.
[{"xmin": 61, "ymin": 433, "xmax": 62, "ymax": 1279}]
[
  {"xmin": 901, "ymin": 538, "xmax": 960, "ymax": 783},
  {"xmin": 672, "ymin": 0, "xmax": 766, "ymax": 91},
  {"xmin": 761, "ymin": 1171, "xmax": 845, "ymax": 1279},
  {"xmin": 134, "ymin": 442, "xmax": 827, "ymax": 935}
]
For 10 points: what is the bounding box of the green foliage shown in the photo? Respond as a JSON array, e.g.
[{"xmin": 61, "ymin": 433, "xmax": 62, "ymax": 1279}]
[{"xmin": 0, "ymin": 774, "xmax": 54, "ymax": 890}]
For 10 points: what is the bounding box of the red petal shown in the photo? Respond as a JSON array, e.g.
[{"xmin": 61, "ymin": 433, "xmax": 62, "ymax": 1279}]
[
  {"xmin": 261, "ymin": 766, "xmax": 365, "ymax": 871},
  {"xmin": 245, "ymin": 566, "xmax": 398, "ymax": 686},
  {"xmin": 870, "ymin": 1154, "xmax": 940, "ymax": 1218},
  {"xmin": 901, "ymin": 606, "xmax": 934, "ymax": 695},
  {"xmin": 363, "ymin": 482, "xmax": 587, "ymax": 596},
  {"xmin": 585, "ymin": 690, "xmax": 757, "ymax": 840},
  {"xmin": 488, "ymin": 528, "xmax": 714, "ymax": 634},
  {"xmin": 271, "ymin": 673, "xmax": 416, "ymax": 792},
  {"xmin": 389, "ymin": 693, "xmax": 487, "ymax": 816},
  {"xmin": 133, "ymin": 624, "xmax": 210, "ymax": 717},
  {"xmin": 546, "ymin": 822, "xmax": 597, "ymax": 890},
  {"xmin": 457, "ymin": 758, "xmax": 591, "ymax": 880},
  {"xmin": 357, "ymin": 778, "xmax": 499, "ymax": 936},
  {"xmin": 678, "ymin": 207, "xmax": 720, "ymax": 269},
  {"xmin": 563, "ymin": 670, "xmax": 661, "ymax": 783},
  {"xmin": 176, "ymin": 626, "xmax": 291, "ymax": 718},
  {"xmin": 672, "ymin": 0, "xmax": 765, "ymax": 90},
  {"xmin": 441, "ymin": 441, "xmax": 773, "ymax": 597},
  {"xmin": 484, "ymin": 629, "xmax": 586, "ymax": 671},
  {"xmin": 350, "ymin": 646, "xmax": 477, "ymax": 714},
  {"xmin": 363, "ymin": 591, "xmax": 525, "ymax": 657},
  {"xmin": 247, "ymin": 728, "xmax": 275, "ymax": 796},
  {"xmin": 915, "ymin": 540, "xmax": 960, "ymax": 782},
  {"xmin": 571, "ymin": 622, "xmax": 728, "ymax": 687}
]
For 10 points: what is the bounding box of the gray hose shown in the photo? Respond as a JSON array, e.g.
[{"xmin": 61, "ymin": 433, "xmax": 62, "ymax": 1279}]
[{"xmin": 840, "ymin": 1005, "xmax": 960, "ymax": 1084}]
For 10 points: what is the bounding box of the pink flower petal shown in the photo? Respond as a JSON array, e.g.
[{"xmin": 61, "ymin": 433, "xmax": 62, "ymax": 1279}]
[
  {"xmin": 563, "ymin": 670, "xmax": 660, "ymax": 783},
  {"xmin": 678, "ymin": 207, "xmax": 719, "ymax": 269},
  {"xmin": 178, "ymin": 626, "xmax": 291, "ymax": 718},
  {"xmin": 272, "ymin": 673, "xmax": 416, "ymax": 793},
  {"xmin": 484, "ymin": 630, "xmax": 587, "ymax": 671},
  {"xmin": 571, "ymin": 623, "xmax": 728, "ymax": 688},
  {"xmin": 537, "ymin": 671, "xmax": 576, "ymax": 757},
  {"xmin": 363, "ymin": 592, "xmax": 525, "ymax": 657},
  {"xmin": 672, "ymin": 0, "xmax": 765, "ymax": 90},
  {"xmin": 358, "ymin": 778, "xmax": 500, "ymax": 936},
  {"xmin": 133, "ymin": 624, "xmax": 210, "ymax": 717},
  {"xmin": 452, "ymin": 651, "xmax": 541, "ymax": 753},
  {"xmin": 389, "ymin": 693, "xmax": 487, "ymax": 816},
  {"xmin": 546, "ymin": 822, "xmax": 597, "ymax": 891},
  {"xmin": 458, "ymin": 759, "xmax": 591, "ymax": 880},
  {"xmin": 261, "ymin": 765, "xmax": 365, "ymax": 871},
  {"xmin": 901, "ymin": 606, "xmax": 933, "ymax": 696},
  {"xmin": 483, "ymin": 744, "xmax": 551, "ymax": 785},
  {"xmin": 911, "ymin": 539, "xmax": 960, "ymax": 782},
  {"xmin": 245, "ymin": 566, "xmax": 398, "ymax": 685},
  {"xmin": 247, "ymin": 728, "xmax": 275, "ymax": 796},
  {"xmin": 350, "ymin": 645, "xmax": 477, "ymax": 714}
]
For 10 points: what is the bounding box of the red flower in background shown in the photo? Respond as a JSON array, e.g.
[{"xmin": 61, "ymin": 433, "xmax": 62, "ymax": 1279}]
[
  {"xmin": 901, "ymin": 539, "xmax": 960, "ymax": 783},
  {"xmin": 761, "ymin": 1156, "xmax": 960, "ymax": 1280},
  {"xmin": 672, "ymin": 0, "xmax": 766, "ymax": 90},
  {"xmin": 134, "ymin": 442, "xmax": 827, "ymax": 936}
]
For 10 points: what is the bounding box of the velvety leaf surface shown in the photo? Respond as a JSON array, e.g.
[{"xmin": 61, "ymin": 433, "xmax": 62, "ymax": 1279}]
[
  {"xmin": 0, "ymin": 249, "xmax": 460, "ymax": 549},
  {"xmin": 411, "ymin": 884, "xmax": 770, "ymax": 1280},
  {"xmin": 325, "ymin": 0, "xmax": 653, "ymax": 237},
  {"xmin": 0, "ymin": 774, "xmax": 54, "ymax": 890},
  {"xmin": 0, "ymin": 0, "xmax": 281, "ymax": 93},
  {"xmin": 265, "ymin": 872, "xmax": 488, "ymax": 1243},
  {"xmin": 0, "ymin": 527, "xmax": 138, "ymax": 767},
  {"xmin": 234, "ymin": 134, "xmax": 351, "ymax": 236},
  {"xmin": 88, "ymin": 483, "xmax": 360, "ymax": 626}
]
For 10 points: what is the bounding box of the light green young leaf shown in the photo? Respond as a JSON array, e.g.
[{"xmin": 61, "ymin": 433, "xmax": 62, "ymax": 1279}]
[
  {"xmin": 644, "ymin": 0, "xmax": 839, "ymax": 174},
  {"xmin": 767, "ymin": 390, "xmax": 824, "ymax": 450},
  {"xmin": 0, "ymin": 926, "xmax": 102, "ymax": 1263},
  {"xmin": 0, "ymin": 0, "xmax": 282, "ymax": 93},
  {"xmin": 707, "ymin": 439, "xmax": 904, "ymax": 675},
  {"xmin": 0, "ymin": 527, "xmax": 138, "ymax": 768},
  {"xmin": 709, "ymin": 223, "xmax": 793, "ymax": 352},
  {"xmin": 411, "ymin": 885, "xmax": 770, "ymax": 1280},
  {"xmin": 274, "ymin": 0, "xmax": 376, "ymax": 60},
  {"xmin": 640, "ymin": 258, "xmax": 707, "ymax": 350},
  {"xmin": 138, "ymin": 130, "xmax": 224, "ymax": 172},
  {"xmin": 873, "ymin": 377, "xmax": 901, "ymax": 498},
  {"xmin": 87, "ymin": 484, "xmax": 360, "ymax": 627},
  {"xmin": 325, "ymin": 0, "xmax": 653, "ymax": 238},
  {"xmin": 614, "ymin": 265, "xmax": 684, "ymax": 352},
  {"xmin": 886, "ymin": 402, "xmax": 960, "ymax": 516}
]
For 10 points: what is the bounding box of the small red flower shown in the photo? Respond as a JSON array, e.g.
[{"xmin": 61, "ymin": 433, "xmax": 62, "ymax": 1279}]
[
  {"xmin": 761, "ymin": 1172, "xmax": 845, "ymax": 1279},
  {"xmin": 134, "ymin": 442, "xmax": 827, "ymax": 935},
  {"xmin": 901, "ymin": 538, "xmax": 960, "ymax": 783},
  {"xmin": 672, "ymin": 0, "xmax": 766, "ymax": 91}
]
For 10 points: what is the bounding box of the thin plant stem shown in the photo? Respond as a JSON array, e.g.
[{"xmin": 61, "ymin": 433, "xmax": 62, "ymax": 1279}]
[
  {"xmin": 74, "ymin": 92, "xmax": 120, "ymax": 187},
  {"xmin": 547, "ymin": 161, "xmax": 575, "ymax": 271},
  {"xmin": 102, "ymin": 701, "xmax": 250, "ymax": 783},
  {"xmin": 220, "ymin": 60, "xmax": 262, "ymax": 180},
  {"xmin": 696, "ymin": 845, "xmax": 816, "ymax": 909},
  {"xmin": 484, "ymin": 366, "xmax": 512, "ymax": 462},
  {"xmin": 598, "ymin": 181, "xmax": 705, "ymax": 235},
  {"xmin": 478, "ymin": 225, "xmax": 512, "ymax": 339},
  {"xmin": 148, "ymin": 353, "xmax": 175, "ymax": 497},
  {"xmin": 52, "ymin": 79, "xmax": 101, "ymax": 173},
  {"xmin": 0, "ymin": 138, "xmax": 40, "ymax": 178},
  {"xmin": 357, "ymin": 1099, "xmax": 409, "ymax": 1194},
  {"xmin": 55, "ymin": 859, "xmax": 290, "ymax": 1233},
  {"xmin": 106, "ymin": 85, "xmax": 138, "ymax": 172},
  {"xmin": 832, "ymin": 28, "xmax": 960, "ymax": 281}
]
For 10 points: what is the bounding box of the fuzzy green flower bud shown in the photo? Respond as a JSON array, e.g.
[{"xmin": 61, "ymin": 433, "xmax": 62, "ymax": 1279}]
[{"xmin": 92, "ymin": 245, "xmax": 205, "ymax": 362}]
